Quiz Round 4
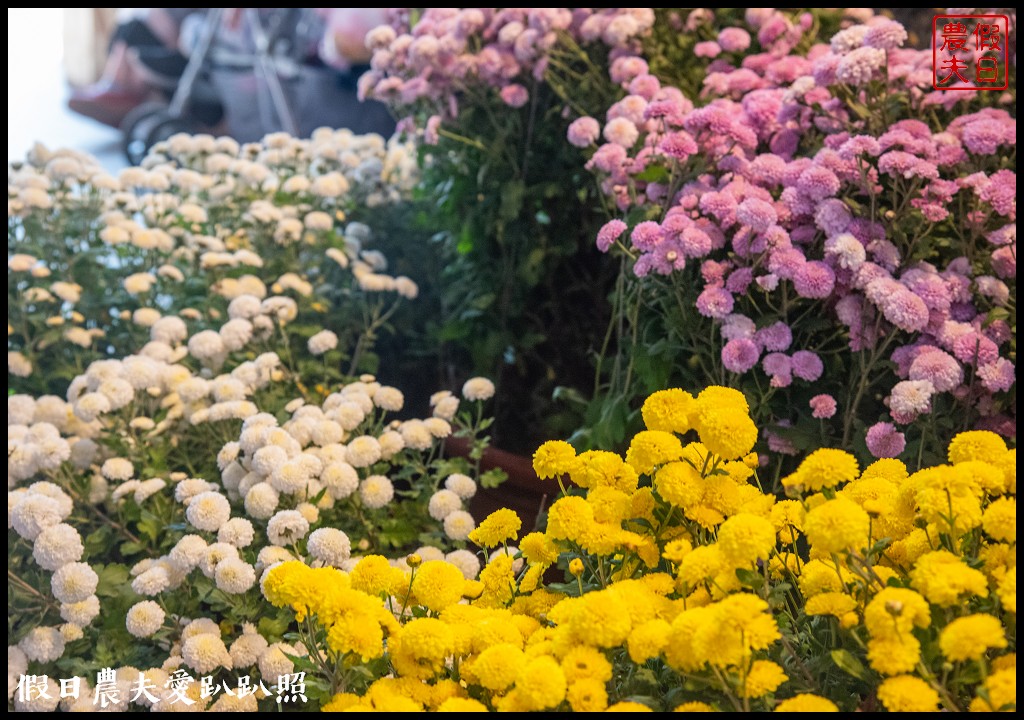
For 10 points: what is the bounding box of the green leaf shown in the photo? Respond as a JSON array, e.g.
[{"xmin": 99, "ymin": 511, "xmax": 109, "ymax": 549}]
[
  {"xmin": 831, "ymin": 649, "xmax": 868, "ymax": 680},
  {"xmin": 735, "ymin": 567, "xmax": 762, "ymax": 588},
  {"xmin": 479, "ymin": 468, "xmax": 508, "ymax": 489}
]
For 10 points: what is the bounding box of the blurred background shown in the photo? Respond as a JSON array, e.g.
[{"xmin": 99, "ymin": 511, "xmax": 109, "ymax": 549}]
[{"xmin": 8, "ymin": 8, "xmax": 395, "ymax": 169}]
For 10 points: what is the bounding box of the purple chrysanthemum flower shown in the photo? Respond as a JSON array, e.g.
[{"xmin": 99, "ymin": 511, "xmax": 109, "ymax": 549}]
[
  {"xmin": 722, "ymin": 337, "xmax": 760, "ymax": 374},
  {"xmin": 567, "ymin": 117, "xmax": 600, "ymax": 148},
  {"xmin": 791, "ymin": 350, "xmax": 824, "ymax": 381},
  {"xmin": 793, "ymin": 261, "xmax": 836, "ymax": 299},
  {"xmin": 809, "ymin": 394, "xmax": 837, "ymax": 419},
  {"xmin": 908, "ymin": 348, "xmax": 963, "ymax": 392},
  {"xmin": 696, "ymin": 286, "xmax": 735, "ymax": 319},
  {"xmin": 865, "ymin": 422, "xmax": 906, "ymax": 458}
]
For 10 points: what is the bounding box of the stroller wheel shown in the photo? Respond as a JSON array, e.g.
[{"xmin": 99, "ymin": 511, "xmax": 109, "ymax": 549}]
[
  {"xmin": 121, "ymin": 101, "xmax": 172, "ymax": 165},
  {"xmin": 144, "ymin": 116, "xmax": 196, "ymax": 151}
]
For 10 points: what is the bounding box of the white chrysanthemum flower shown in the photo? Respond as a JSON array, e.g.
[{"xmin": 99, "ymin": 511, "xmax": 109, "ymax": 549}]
[
  {"xmin": 219, "ymin": 318, "xmax": 254, "ymax": 352},
  {"xmin": 176, "ymin": 377, "xmax": 210, "ymax": 403},
  {"xmin": 226, "ymin": 294, "xmax": 262, "ymax": 320},
  {"xmin": 212, "ymin": 445, "xmax": 240, "ymax": 476},
  {"xmin": 427, "ymin": 490, "xmax": 462, "ymax": 521},
  {"xmin": 296, "ymin": 501, "xmax": 320, "ymax": 523},
  {"xmin": 64, "ymin": 326, "xmax": 94, "ymax": 347},
  {"xmin": 182, "ymin": 634, "xmax": 231, "ymax": 674},
  {"xmin": 244, "ymin": 483, "xmax": 280, "ymax": 519},
  {"xmin": 257, "ymin": 643, "xmax": 295, "ymax": 679},
  {"xmin": 445, "ymin": 549, "xmax": 482, "ymax": 580},
  {"xmin": 60, "ymin": 594, "xmax": 100, "ymax": 626},
  {"xmin": 399, "ymin": 420, "xmax": 433, "ymax": 451},
  {"xmin": 415, "ymin": 546, "xmax": 446, "ymax": 564},
  {"xmin": 359, "ymin": 475, "xmax": 394, "ymax": 509},
  {"xmin": 266, "ymin": 510, "xmax": 310, "ymax": 546},
  {"xmin": 218, "ymin": 518, "xmax": 255, "ymax": 548},
  {"xmin": 341, "ymin": 388, "xmax": 374, "ymax": 414},
  {"xmin": 229, "ymin": 627, "xmax": 269, "ymax": 668},
  {"xmin": 307, "ymin": 329, "xmax": 339, "ymax": 356},
  {"xmin": 32, "ymin": 523, "xmax": 84, "ymax": 570},
  {"xmin": 126, "ymin": 600, "xmax": 165, "ymax": 638},
  {"xmin": 123, "ymin": 272, "xmax": 157, "ymax": 295},
  {"xmin": 372, "ymin": 430, "xmax": 401, "ymax": 461},
  {"xmin": 113, "ymin": 479, "xmax": 142, "ymax": 502},
  {"xmin": 345, "ymin": 435, "xmax": 381, "ymax": 468},
  {"xmin": 200, "ymin": 542, "xmax": 241, "ymax": 579},
  {"xmin": 150, "ymin": 315, "xmax": 188, "ymax": 346},
  {"xmin": 185, "ymin": 491, "xmax": 231, "ymax": 532},
  {"xmin": 58, "ymin": 623, "xmax": 84, "ymax": 643},
  {"xmin": 256, "ymin": 546, "xmax": 294, "ymax": 571},
  {"xmin": 182, "ymin": 617, "xmax": 221, "ymax": 641},
  {"xmin": 26, "ymin": 480, "xmax": 73, "ymax": 516},
  {"xmin": 214, "ymin": 557, "xmax": 256, "ymax": 594},
  {"xmin": 445, "ymin": 473, "xmax": 477, "ymax": 500},
  {"xmin": 132, "ymin": 307, "xmax": 162, "ymax": 327},
  {"xmin": 8, "ymin": 351, "xmax": 33, "ymax": 377},
  {"xmin": 330, "ymin": 401, "xmax": 365, "ymax": 431},
  {"xmin": 212, "ymin": 377, "xmax": 248, "ymax": 402},
  {"xmin": 8, "ymin": 394, "xmax": 36, "ymax": 425},
  {"xmin": 187, "ymin": 330, "xmax": 226, "ymax": 361},
  {"xmin": 73, "ymin": 391, "xmax": 111, "ymax": 421},
  {"xmin": 69, "ymin": 437, "xmax": 99, "ymax": 469},
  {"xmin": 18, "ymin": 626, "xmax": 65, "ymax": 663},
  {"xmin": 130, "ymin": 416, "xmax": 156, "ymax": 431},
  {"xmin": 169, "ymin": 535, "xmax": 208, "ymax": 570},
  {"xmin": 174, "ymin": 478, "xmax": 217, "ymax": 504},
  {"xmin": 423, "ymin": 417, "xmax": 452, "ymax": 438},
  {"xmin": 432, "ymin": 395, "xmax": 460, "ymax": 421},
  {"xmin": 373, "ymin": 386, "xmax": 404, "ymax": 412},
  {"xmin": 51, "ymin": 562, "xmax": 99, "ymax": 603},
  {"xmin": 9, "ymin": 644, "xmax": 29, "ymax": 680},
  {"xmin": 307, "ymin": 528, "xmax": 351, "ymax": 567},
  {"xmin": 11, "ymin": 495, "xmax": 63, "ymax": 540},
  {"xmin": 394, "ymin": 276, "xmax": 418, "ymax": 299},
  {"xmin": 320, "ymin": 462, "xmax": 359, "ymax": 500},
  {"xmin": 131, "ymin": 566, "xmax": 170, "ymax": 596},
  {"xmin": 260, "ymin": 296, "xmax": 298, "ymax": 323},
  {"xmin": 309, "ymin": 419, "xmax": 343, "ymax": 447},
  {"xmin": 462, "ymin": 377, "xmax": 495, "ymax": 401},
  {"xmin": 268, "ymin": 459, "xmax": 312, "ymax": 494},
  {"xmin": 101, "ymin": 457, "xmax": 135, "ymax": 481},
  {"xmin": 134, "ymin": 478, "xmax": 167, "ymax": 503},
  {"xmin": 251, "ymin": 444, "xmax": 288, "ymax": 476},
  {"xmin": 443, "ymin": 510, "xmax": 476, "ymax": 541}
]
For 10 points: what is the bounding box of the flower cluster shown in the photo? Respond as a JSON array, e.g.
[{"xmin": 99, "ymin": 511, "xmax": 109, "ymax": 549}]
[
  {"xmin": 7, "ymin": 133, "xmax": 507, "ymax": 709},
  {"xmin": 260, "ymin": 385, "xmax": 1015, "ymax": 711},
  {"xmin": 576, "ymin": 10, "xmax": 1015, "ymax": 459},
  {"xmin": 8, "ymin": 129, "xmax": 419, "ymax": 397}
]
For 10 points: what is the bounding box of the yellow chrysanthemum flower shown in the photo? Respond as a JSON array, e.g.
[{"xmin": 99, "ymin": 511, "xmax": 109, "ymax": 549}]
[
  {"xmin": 864, "ymin": 587, "xmax": 931, "ymax": 639},
  {"xmin": 656, "ymin": 461, "xmax": 704, "ymax": 509},
  {"xmin": 514, "ymin": 655, "xmax": 567, "ymax": 711},
  {"xmin": 641, "ymin": 388, "xmax": 695, "ymax": 434},
  {"xmin": 411, "ymin": 560, "xmax": 465, "ymax": 612},
  {"xmin": 533, "ymin": 440, "xmax": 581, "ymax": 479},
  {"xmin": 350, "ymin": 555, "xmax": 408, "ymax": 597},
  {"xmin": 741, "ymin": 659, "xmax": 788, "ymax": 698},
  {"xmin": 627, "ymin": 619, "xmax": 671, "ymax": 663},
  {"xmin": 546, "ymin": 496, "xmax": 595, "ymax": 542},
  {"xmin": 790, "ymin": 448, "xmax": 860, "ymax": 491},
  {"xmin": 560, "ymin": 645, "xmax": 613, "ymax": 684},
  {"xmin": 998, "ymin": 566, "xmax": 1015, "ymax": 613},
  {"xmin": 939, "ymin": 613, "xmax": 1008, "ymax": 662},
  {"xmin": 697, "ymin": 408, "xmax": 758, "ymax": 461},
  {"xmin": 463, "ymin": 643, "xmax": 526, "ymax": 692},
  {"xmin": 805, "ymin": 592, "xmax": 857, "ymax": 619},
  {"xmin": 774, "ymin": 694, "xmax": 838, "ymax": 712},
  {"xmin": 983, "ymin": 496, "xmax": 1016, "ymax": 542},
  {"xmin": 909, "ymin": 550, "xmax": 988, "ymax": 607},
  {"xmin": 803, "ymin": 497, "xmax": 870, "ymax": 554},
  {"xmin": 469, "ymin": 508, "xmax": 522, "ymax": 548},
  {"xmin": 968, "ymin": 667, "xmax": 1016, "ymax": 712},
  {"xmin": 389, "ymin": 618, "xmax": 455, "ymax": 680},
  {"xmin": 436, "ymin": 697, "xmax": 489, "ymax": 712},
  {"xmin": 867, "ymin": 635, "xmax": 921, "ymax": 676},
  {"xmin": 566, "ymin": 677, "xmax": 609, "ymax": 712},
  {"xmin": 947, "ymin": 430, "xmax": 1007, "ymax": 465},
  {"xmin": 877, "ymin": 675, "xmax": 941, "ymax": 712},
  {"xmin": 626, "ymin": 430, "xmax": 685, "ymax": 475},
  {"xmin": 717, "ymin": 512, "xmax": 776, "ymax": 567},
  {"xmin": 673, "ymin": 701, "xmax": 716, "ymax": 711}
]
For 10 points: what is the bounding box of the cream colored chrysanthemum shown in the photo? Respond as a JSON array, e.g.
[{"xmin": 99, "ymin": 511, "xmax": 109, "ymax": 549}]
[
  {"xmin": 33, "ymin": 523, "xmax": 84, "ymax": 570},
  {"xmin": 428, "ymin": 490, "xmax": 463, "ymax": 520},
  {"xmin": 126, "ymin": 601, "xmax": 166, "ymax": 638},
  {"xmin": 266, "ymin": 510, "xmax": 310, "ymax": 546},
  {"xmin": 359, "ymin": 475, "xmax": 394, "ymax": 509},
  {"xmin": 307, "ymin": 528, "xmax": 351, "ymax": 567},
  {"xmin": 185, "ymin": 491, "xmax": 231, "ymax": 532}
]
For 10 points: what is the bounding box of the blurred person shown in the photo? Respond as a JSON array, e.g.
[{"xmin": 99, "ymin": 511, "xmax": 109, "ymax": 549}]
[
  {"xmin": 318, "ymin": 8, "xmax": 389, "ymax": 72},
  {"xmin": 68, "ymin": 8, "xmax": 196, "ymax": 128}
]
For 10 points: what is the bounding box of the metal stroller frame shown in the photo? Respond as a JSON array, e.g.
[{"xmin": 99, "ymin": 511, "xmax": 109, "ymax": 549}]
[{"xmin": 121, "ymin": 8, "xmax": 307, "ymax": 164}]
